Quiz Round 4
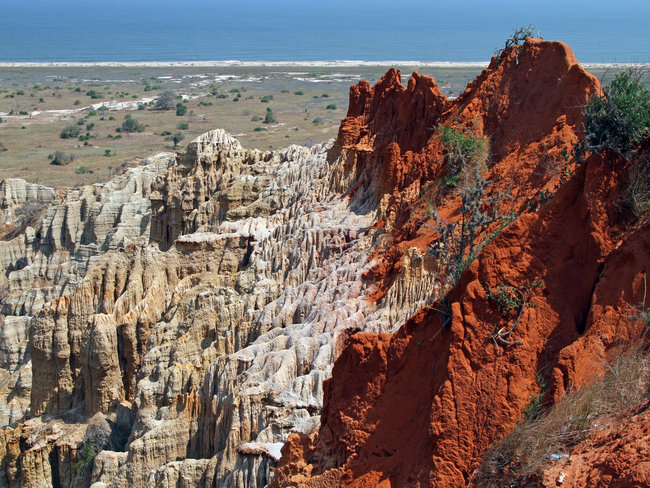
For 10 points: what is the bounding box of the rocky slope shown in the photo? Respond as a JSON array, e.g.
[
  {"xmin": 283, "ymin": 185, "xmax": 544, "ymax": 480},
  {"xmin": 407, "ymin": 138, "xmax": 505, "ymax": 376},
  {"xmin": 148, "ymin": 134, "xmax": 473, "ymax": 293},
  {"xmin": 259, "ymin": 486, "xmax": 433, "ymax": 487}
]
[
  {"xmin": 1, "ymin": 37, "xmax": 647, "ymax": 488},
  {"xmin": 0, "ymin": 123, "xmax": 438, "ymax": 487}
]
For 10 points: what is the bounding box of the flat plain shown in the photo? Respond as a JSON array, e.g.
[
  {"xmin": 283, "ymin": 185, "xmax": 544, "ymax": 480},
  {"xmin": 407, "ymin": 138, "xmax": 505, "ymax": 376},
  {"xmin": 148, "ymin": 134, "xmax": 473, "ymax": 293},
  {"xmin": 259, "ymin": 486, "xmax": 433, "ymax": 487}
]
[{"xmin": 0, "ymin": 64, "xmax": 626, "ymax": 187}]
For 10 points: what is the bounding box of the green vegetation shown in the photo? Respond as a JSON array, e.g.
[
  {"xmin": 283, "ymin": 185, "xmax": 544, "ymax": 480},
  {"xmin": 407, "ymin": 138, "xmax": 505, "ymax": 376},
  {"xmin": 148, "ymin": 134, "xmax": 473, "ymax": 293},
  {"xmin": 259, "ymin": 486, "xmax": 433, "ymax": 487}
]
[
  {"xmin": 263, "ymin": 107, "xmax": 276, "ymax": 124},
  {"xmin": 104, "ymin": 149, "xmax": 112, "ymax": 156},
  {"xmin": 578, "ymin": 70, "xmax": 650, "ymax": 158},
  {"xmin": 75, "ymin": 165, "xmax": 93, "ymax": 174},
  {"xmin": 60, "ymin": 125, "xmax": 81, "ymax": 139},
  {"xmin": 175, "ymin": 103, "xmax": 187, "ymax": 116},
  {"xmin": 74, "ymin": 442, "xmax": 98, "ymax": 473},
  {"xmin": 85, "ymin": 89, "xmax": 103, "ymax": 99},
  {"xmin": 167, "ymin": 132, "xmax": 182, "ymax": 148},
  {"xmin": 176, "ymin": 122, "xmax": 189, "ymax": 130},
  {"xmin": 50, "ymin": 150, "xmax": 74, "ymax": 166},
  {"xmin": 294, "ymin": 91, "xmax": 304, "ymax": 95},
  {"xmin": 260, "ymin": 95, "xmax": 274, "ymax": 103},
  {"xmin": 326, "ymin": 104, "xmax": 337, "ymax": 110},
  {"xmin": 251, "ymin": 115, "xmax": 263, "ymax": 122},
  {"xmin": 253, "ymin": 126, "xmax": 267, "ymax": 132},
  {"xmin": 120, "ymin": 114, "xmax": 144, "ymax": 133}
]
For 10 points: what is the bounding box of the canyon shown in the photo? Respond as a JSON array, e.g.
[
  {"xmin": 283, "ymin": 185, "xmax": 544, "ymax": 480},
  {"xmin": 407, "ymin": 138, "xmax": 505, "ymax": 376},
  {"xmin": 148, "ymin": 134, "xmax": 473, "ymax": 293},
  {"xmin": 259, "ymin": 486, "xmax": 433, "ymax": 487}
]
[{"xmin": 1, "ymin": 38, "xmax": 648, "ymax": 488}]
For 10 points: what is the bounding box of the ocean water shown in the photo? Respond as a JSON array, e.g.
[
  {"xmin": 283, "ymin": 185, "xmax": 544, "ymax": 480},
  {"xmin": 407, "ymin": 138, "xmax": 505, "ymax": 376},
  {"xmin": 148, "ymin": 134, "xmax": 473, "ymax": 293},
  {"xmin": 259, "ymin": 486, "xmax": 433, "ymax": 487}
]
[{"xmin": 1, "ymin": 0, "xmax": 648, "ymax": 63}]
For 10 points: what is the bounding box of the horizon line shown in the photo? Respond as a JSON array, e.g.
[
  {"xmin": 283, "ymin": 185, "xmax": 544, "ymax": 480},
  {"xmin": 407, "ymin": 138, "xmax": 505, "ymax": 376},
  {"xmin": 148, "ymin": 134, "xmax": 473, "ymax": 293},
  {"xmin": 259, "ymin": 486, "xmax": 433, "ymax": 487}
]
[{"xmin": 0, "ymin": 60, "xmax": 648, "ymax": 69}]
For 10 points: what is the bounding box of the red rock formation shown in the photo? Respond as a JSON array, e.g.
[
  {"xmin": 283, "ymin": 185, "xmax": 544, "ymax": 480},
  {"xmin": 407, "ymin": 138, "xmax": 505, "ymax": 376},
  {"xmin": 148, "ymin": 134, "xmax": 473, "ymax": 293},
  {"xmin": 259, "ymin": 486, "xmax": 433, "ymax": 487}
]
[{"xmin": 271, "ymin": 39, "xmax": 649, "ymax": 487}]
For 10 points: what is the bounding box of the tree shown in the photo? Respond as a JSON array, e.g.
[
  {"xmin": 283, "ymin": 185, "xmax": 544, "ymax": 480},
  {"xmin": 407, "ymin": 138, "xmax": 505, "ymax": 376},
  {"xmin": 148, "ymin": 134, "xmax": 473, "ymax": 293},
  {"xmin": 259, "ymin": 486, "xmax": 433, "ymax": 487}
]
[
  {"xmin": 50, "ymin": 151, "xmax": 74, "ymax": 165},
  {"xmin": 175, "ymin": 103, "xmax": 187, "ymax": 116},
  {"xmin": 120, "ymin": 114, "xmax": 144, "ymax": 133},
  {"xmin": 172, "ymin": 132, "xmax": 184, "ymax": 148},
  {"xmin": 155, "ymin": 90, "xmax": 176, "ymax": 110},
  {"xmin": 60, "ymin": 125, "xmax": 81, "ymax": 139},
  {"xmin": 263, "ymin": 107, "xmax": 276, "ymax": 124}
]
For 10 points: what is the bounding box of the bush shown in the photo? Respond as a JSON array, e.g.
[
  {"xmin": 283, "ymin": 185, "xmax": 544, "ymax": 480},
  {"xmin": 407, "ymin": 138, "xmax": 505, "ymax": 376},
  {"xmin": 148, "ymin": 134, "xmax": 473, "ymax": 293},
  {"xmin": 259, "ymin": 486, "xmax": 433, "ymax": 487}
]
[
  {"xmin": 622, "ymin": 153, "xmax": 650, "ymax": 218},
  {"xmin": 120, "ymin": 115, "xmax": 144, "ymax": 133},
  {"xmin": 251, "ymin": 115, "xmax": 262, "ymax": 122},
  {"xmin": 494, "ymin": 25, "xmax": 537, "ymax": 63},
  {"xmin": 75, "ymin": 166, "xmax": 93, "ymax": 174},
  {"xmin": 253, "ymin": 126, "xmax": 267, "ymax": 132},
  {"xmin": 435, "ymin": 124, "xmax": 489, "ymax": 180},
  {"xmin": 578, "ymin": 70, "xmax": 650, "ymax": 157},
  {"xmin": 104, "ymin": 149, "xmax": 112, "ymax": 156},
  {"xmin": 175, "ymin": 103, "xmax": 187, "ymax": 116},
  {"xmin": 50, "ymin": 150, "xmax": 74, "ymax": 165},
  {"xmin": 326, "ymin": 103, "xmax": 337, "ymax": 110},
  {"xmin": 260, "ymin": 95, "xmax": 273, "ymax": 103},
  {"xmin": 176, "ymin": 122, "xmax": 188, "ymax": 130},
  {"xmin": 86, "ymin": 89, "xmax": 102, "ymax": 99},
  {"xmin": 60, "ymin": 125, "xmax": 81, "ymax": 139},
  {"xmin": 294, "ymin": 91, "xmax": 304, "ymax": 95}
]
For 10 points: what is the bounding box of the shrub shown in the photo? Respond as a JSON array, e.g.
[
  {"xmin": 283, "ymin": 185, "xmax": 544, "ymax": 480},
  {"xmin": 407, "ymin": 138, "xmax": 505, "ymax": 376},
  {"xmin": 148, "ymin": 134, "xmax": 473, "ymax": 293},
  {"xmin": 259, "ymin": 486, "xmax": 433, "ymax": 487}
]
[
  {"xmin": 50, "ymin": 150, "xmax": 73, "ymax": 165},
  {"xmin": 86, "ymin": 89, "xmax": 102, "ymax": 99},
  {"xmin": 281, "ymin": 89, "xmax": 290, "ymax": 93},
  {"xmin": 578, "ymin": 69, "xmax": 650, "ymax": 158},
  {"xmin": 75, "ymin": 166, "xmax": 93, "ymax": 174},
  {"xmin": 175, "ymin": 103, "xmax": 187, "ymax": 116},
  {"xmin": 478, "ymin": 344, "xmax": 650, "ymax": 486},
  {"xmin": 160, "ymin": 130, "xmax": 172, "ymax": 136},
  {"xmin": 312, "ymin": 117, "xmax": 324, "ymax": 124},
  {"xmin": 60, "ymin": 125, "xmax": 81, "ymax": 139},
  {"xmin": 104, "ymin": 149, "xmax": 112, "ymax": 156},
  {"xmin": 326, "ymin": 103, "xmax": 337, "ymax": 110},
  {"xmin": 263, "ymin": 107, "xmax": 275, "ymax": 124},
  {"xmin": 622, "ymin": 153, "xmax": 650, "ymax": 218},
  {"xmin": 120, "ymin": 115, "xmax": 144, "ymax": 133},
  {"xmin": 435, "ymin": 124, "xmax": 489, "ymax": 183},
  {"xmin": 294, "ymin": 91, "xmax": 304, "ymax": 95},
  {"xmin": 176, "ymin": 122, "xmax": 189, "ymax": 130},
  {"xmin": 260, "ymin": 95, "xmax": 273, "ymax": 103},
  {"xmin": 427, "ymin": 168, "xmax": 512, "ymax": 284},
  {"xmin": 253, "ymin": 127, "xmax": 267, "ymax": 132},
  {"xmin": 251, "ymin": 115, "xmax": 262, "ymax": 122},
  {"xmin": 321, "ymin": 93, "xmax": 329, "ymax": 98},
  {"xmin": 494, "ymin": 25, "xmax": 537, "ymax": 63},
  {"xmin": 76, "ymin": 118, "xmax": 85, "ymax": 125}
]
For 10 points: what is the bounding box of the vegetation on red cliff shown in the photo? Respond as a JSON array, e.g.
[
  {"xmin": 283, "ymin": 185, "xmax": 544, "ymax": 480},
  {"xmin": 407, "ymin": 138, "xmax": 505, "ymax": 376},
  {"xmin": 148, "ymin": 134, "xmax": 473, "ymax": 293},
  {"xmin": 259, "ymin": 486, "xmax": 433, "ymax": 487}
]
[{"xmin": 271, "ymin": 38, "xmax": 650, "ymax": 487}]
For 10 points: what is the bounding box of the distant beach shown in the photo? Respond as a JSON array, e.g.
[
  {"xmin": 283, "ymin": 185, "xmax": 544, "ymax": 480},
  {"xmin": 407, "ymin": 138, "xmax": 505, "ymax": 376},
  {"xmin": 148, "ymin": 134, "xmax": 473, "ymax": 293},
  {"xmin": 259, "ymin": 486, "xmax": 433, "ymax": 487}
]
[{"xmin": 1, "ymin": 61, "xmax": 647, "ymax": 69}]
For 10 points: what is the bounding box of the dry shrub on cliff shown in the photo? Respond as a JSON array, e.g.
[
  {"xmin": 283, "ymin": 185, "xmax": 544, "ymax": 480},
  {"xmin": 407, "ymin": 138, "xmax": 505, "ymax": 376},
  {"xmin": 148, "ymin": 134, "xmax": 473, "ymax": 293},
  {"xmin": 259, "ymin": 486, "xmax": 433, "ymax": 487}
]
[
  {"xmin": 622, "ymin": 153, "xmax": 650, "ymax": 218},
  {"xmin": 477, "ymin": 343, "xmax": 650, "ymax": 486}
]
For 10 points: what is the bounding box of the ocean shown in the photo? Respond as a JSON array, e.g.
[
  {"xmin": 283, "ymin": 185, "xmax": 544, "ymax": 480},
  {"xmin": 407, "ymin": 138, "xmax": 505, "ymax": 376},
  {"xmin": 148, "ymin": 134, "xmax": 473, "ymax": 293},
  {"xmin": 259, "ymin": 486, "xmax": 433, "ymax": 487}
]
[{"xmin": 0, "ymin": 0, "xmax": 648, "ymax": 64}]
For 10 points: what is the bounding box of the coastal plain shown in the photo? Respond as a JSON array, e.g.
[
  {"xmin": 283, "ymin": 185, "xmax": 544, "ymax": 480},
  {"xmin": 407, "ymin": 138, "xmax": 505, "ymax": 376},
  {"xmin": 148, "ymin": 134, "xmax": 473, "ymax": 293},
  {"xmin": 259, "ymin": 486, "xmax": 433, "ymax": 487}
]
[{"xmin": 0, "ymin": 64, "xmax": 624, "ymax": 187}]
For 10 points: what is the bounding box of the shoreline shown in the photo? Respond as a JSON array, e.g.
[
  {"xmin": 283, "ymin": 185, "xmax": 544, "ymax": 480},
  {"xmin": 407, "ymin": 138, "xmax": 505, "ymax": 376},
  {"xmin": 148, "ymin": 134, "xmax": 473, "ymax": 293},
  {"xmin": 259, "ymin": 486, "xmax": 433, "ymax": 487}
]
[{"xmin": 1, "ymin": 60, "xmax": 646, "ymax": 69}]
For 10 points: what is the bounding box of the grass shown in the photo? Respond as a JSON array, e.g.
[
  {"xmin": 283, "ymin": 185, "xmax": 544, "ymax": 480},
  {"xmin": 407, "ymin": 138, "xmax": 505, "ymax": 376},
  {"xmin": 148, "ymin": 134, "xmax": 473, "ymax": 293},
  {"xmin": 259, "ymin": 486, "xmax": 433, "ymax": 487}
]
[{"xmin": 477, "ymin": 342, "xmax": 650, "ymax": 486}]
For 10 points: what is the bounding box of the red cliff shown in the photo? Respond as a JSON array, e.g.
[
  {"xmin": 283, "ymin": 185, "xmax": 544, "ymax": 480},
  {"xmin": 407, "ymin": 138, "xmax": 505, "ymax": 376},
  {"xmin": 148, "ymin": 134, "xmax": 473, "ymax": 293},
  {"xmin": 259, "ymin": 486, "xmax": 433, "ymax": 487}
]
[{"xmin": 271, "ymin": 39, "xmax": 649, "ymax": 487}]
